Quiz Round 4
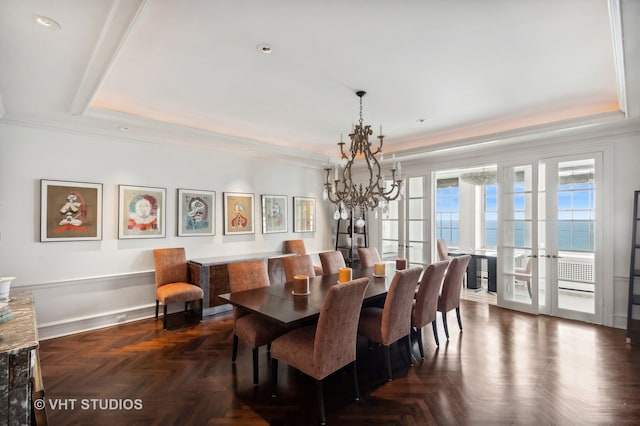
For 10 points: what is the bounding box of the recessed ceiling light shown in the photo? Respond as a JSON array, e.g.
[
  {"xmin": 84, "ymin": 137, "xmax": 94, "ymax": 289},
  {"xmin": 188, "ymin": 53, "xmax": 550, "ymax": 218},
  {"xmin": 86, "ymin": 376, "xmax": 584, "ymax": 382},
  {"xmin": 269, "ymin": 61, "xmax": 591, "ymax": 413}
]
[
  {"xmin": 33, "ymin": 15, "xmax": 61, "ymax": 30},
  {"xmin": 119, "ymin": 127, "xmax": 129, "ymax": 132},
  {"xmin": 257, "ymin": 43, "xmax": 272, "ymax": 54},
  {"xmin": 417, "ymin": 118, "xmax": 425, "ymax": 123}
]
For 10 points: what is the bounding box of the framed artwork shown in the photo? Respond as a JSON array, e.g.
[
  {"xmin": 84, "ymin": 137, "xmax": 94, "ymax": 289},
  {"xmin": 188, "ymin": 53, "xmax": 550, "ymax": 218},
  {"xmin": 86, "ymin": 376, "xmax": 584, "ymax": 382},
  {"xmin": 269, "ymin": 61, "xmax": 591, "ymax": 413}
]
[
  {"xmin": 261, "ymin": 194, "xmax": 287, "ymax": 234},
  {"xmin": 223, "ymin": 192, "xmax": 254, "ymax": 235},
  {"xmin": 118, "ymin": 185, "xmax": 166, "ymax": 239},
  {"xmin": 293, "ymin": 196, "xmax": 316, "ymax": 233},
  {"xmin": 177, "ymin": 189, "xmax": 215, "ymax": 236},
  {"xmin": 40, "ymin": 179, "xmax": 103, "ymax": 242}
]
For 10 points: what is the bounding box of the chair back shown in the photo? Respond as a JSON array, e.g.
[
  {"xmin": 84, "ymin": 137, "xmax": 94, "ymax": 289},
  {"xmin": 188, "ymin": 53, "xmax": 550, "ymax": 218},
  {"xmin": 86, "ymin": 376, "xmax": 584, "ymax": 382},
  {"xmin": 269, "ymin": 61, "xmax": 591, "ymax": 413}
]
[
  {"xmin": 413, "ymin": 260, "xmax": 449, "ymax": 328},
  {"xmin": 228, "ymin": 259, "xmax": 271, "ymax": 320},
  {"xmin": 153, "ymin": 248, "xmax": 189, "ymax": 289},
  {"xmin": 357, "ymin": 247, "xmax": 381, "ymax": 268},
  {"xmin": 313, "ymin": 277, "xmax": 369, "ymax": 378},
  {"xmin": 318, "ymin": 251, "xmax": 347, "ymax": 275},
  {"xmin": 436, "ymin": 239, "xmax": 450, "ymax": 261},
  {"xmin": 282, "ymin": 255, "xmax": 316, "ymax": 282},
  {"xmin": 228, "ymin": 259, "xmax": 270, "ymax": 293},
  {"xmin": 381, "ymin": 267, "xmax": 423, "ymax": 345},
  {"xmin": 284, "ymin": 239, "xmax": 307, "ymax": 256},
  {"xmin": 438, "ymin": 255, "xmax": 471, "ymax": 313}
]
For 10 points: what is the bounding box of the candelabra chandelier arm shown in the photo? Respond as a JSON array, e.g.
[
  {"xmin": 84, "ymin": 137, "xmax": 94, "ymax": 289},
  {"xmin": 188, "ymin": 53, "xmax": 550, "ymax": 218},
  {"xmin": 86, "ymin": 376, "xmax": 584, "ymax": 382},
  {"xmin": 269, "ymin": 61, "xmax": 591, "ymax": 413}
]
[{"xmin": 323, "ymin": 90, "xmax": 403, "ymax": 211}]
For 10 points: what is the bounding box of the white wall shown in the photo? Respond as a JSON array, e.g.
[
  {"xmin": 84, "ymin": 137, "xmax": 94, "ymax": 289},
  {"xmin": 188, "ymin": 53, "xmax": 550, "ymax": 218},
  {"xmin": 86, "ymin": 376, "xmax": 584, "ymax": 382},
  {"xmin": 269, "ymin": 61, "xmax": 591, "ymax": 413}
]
[{"xmin": 0, "ymin": 123, "xmax": 332, "ymax": 338}]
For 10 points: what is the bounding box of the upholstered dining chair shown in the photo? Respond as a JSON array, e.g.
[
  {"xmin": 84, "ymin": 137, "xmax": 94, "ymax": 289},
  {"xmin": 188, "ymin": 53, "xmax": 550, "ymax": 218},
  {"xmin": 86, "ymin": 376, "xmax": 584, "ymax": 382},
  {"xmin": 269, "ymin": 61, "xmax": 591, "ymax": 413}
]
[
  {"xmin": 411, "ymin": 260, "xmax": 449, "ymax": 356},
  {"xmin": 153, "ymin": 248, "xmax": 204, "ymax": 330},
  {"xmin": 284, "ymin": 239, "xmax": 323, "ymax": 275},
  {"xmin": 227, "ymin": 259, "xmax": 287, "ymax": 385},
  {"xmin": 436, "ymin": 239, "xmax": 450, "ymax": 261},
  {"xmin": 357, "ymin": 247, "xmax": 382, "ymax": 268},
  {"xmin": 271, "ymin": 277, "xmax": 369, "ymax": 426},
  {"xmin": 437, "ymin": 255, "xmax": 471, "ymax": 340},
  {"xmin": 357, "ymin": 267, "xmax": 423, "ymax": 381},
  {"xmin": 282, "ymin": 254, "xmax": 316, "ymax": 283},
  {"xmin": 318, "ymin": 250, "xmax": 347, "ymax": 275}
]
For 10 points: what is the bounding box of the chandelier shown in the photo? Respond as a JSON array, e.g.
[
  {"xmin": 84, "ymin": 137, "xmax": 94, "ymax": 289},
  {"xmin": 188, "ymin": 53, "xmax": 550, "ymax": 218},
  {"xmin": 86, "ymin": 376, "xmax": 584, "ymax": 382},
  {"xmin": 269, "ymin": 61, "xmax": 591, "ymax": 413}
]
[{"xmin": 323, "ymin": 90, "xmax": 403, "ymax": 212}]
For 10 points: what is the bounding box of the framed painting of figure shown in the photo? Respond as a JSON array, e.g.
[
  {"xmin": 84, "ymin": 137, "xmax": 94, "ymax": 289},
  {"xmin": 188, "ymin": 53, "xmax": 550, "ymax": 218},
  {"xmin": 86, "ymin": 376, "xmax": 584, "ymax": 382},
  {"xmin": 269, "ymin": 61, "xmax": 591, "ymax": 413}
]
[
  {"xmin": 293, "ymin": 196, "xmax": 316, "ymax": 233},
  {"xmin": 223, "ymin": 192, "xmax": 254, "ymax": 235},
  {"xmin": 118, "ymin": 185, "xmax": 166, "ymax": 239},
  {"xmin": 40, "ymin": 179, "xmax": 103, "ymax": 242},
  {"xmin": 177, "ymin": 189, "xmax": 215, "ymax": 236},
  {"xmin": 261, "ymin": 194, "xmax": 287, "ymax": 234}
]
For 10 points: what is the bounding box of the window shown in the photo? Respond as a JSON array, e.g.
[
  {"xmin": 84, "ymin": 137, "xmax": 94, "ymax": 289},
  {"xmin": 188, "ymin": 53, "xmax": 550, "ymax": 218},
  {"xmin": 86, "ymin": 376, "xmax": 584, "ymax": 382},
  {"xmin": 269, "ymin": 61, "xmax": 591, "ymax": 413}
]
[{"xmin": 435, "ymin": 179, "xmax": 459, "ymax": 245}]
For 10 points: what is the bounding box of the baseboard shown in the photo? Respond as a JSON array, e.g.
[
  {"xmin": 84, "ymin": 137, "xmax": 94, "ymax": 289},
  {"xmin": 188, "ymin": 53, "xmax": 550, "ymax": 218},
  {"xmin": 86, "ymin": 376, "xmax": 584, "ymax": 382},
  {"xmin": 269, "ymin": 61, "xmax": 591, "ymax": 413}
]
[{"xmin": 38, "ymin": 304, "xmax": 157, "ymax": 340}]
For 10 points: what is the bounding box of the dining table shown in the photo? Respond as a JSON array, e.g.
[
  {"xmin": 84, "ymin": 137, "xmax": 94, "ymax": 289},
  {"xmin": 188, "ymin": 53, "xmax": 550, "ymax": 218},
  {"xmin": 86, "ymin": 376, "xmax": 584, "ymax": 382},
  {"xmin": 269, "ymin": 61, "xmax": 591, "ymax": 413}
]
[{"xmin": 218, "ymin": 263, "xmax": 400, "ymax": 328}]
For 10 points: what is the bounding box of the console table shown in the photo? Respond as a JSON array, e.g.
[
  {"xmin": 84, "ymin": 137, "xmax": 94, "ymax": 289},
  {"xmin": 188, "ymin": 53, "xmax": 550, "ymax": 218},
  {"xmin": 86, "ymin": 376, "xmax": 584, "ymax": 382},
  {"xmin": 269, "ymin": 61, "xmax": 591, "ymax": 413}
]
[
  {"xmin": 188, "ymin": 252, "xmax": 295, "ymax": 316},
  {"xmin": 0, "ymin": 291, "xmax": 44, "ymax": 425}
]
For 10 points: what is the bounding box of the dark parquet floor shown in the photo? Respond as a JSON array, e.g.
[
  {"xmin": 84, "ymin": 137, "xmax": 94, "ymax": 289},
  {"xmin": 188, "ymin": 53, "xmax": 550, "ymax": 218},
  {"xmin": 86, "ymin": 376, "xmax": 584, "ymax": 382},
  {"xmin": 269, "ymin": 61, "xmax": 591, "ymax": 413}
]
[{"xmin": 38, "ymin": 300, "xmax": 640, "ymax": 425}]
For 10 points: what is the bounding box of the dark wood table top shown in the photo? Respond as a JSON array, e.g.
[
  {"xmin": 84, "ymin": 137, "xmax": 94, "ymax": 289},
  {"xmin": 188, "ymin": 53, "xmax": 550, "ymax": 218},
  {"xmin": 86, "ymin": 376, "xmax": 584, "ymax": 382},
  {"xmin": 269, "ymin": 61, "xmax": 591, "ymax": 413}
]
[{"xmin": 218, "ymin": 265, "xmax": 397, "ymax": 327}]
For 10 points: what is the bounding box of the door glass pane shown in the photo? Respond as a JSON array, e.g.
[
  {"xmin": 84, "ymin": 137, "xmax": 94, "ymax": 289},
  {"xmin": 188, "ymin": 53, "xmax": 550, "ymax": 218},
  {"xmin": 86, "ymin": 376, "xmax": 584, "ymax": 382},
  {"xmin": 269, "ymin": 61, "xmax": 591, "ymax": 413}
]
[
  {"xmin": 556, "ymin": 159, "xmax": 595, "ymax": 314},
  {"xmin": 501, "ymin": 165, "xmax": 534, "ymax": 306}
]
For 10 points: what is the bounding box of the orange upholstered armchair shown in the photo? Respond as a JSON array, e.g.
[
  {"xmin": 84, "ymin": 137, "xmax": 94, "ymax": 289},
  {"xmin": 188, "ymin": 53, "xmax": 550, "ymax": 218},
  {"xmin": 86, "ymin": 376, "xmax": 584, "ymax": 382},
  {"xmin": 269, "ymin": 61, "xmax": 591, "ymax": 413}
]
[
  {"xmin": 228, "ymin": 259, "xmax": 287, "ymax": 385},
  {"xmin": 271, "ymin": 277, "xmax": 369, "ymax": 425},
  {"xmin": 284, "ymin": 239, "xmax": 323, "ymax": 276},
  {"xmin": 412, "ymin": 260, "xmax": 449, "ymax": 355},
  {"xmin": 437, "ymin": 255, "xmax": 471, "ymax": 340},
  {"xmin": 357, "ymin": 267, "xmax": 423, "ymax": 380},
  {"xmin": 153, "ymin": 248, "xmax": 204, "ymax": 330}
]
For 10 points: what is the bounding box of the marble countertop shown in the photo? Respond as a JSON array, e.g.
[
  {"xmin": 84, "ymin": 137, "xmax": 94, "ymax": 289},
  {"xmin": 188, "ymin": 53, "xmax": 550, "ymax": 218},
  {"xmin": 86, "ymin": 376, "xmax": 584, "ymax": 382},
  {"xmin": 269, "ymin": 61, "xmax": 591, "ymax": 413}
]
[
  {"xmin": 0, "ymin": 291, "xmax": 38, "ymax": 355},
  {"xmin": 189, "ymin": 251, "xmax": 295, "ymax": 266}
]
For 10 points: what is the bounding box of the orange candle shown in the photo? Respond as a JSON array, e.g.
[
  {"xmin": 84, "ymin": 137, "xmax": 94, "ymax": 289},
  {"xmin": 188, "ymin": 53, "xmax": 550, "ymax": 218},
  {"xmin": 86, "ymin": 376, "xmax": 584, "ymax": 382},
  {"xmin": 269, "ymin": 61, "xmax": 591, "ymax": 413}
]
[
  {"xmin": 374, "ymin": 262, "xmax": 386, "ymax": 276},
  {"xmin": 338, "ymin": 267, "xmax": 352, "ymax": 283},
  {"xmin": 293, "ymin": 275, "xmax": 309, "ymax": 294},
  {"xmin": 396, "ymin": 258, "xmax": 407, "ymax": 270}
]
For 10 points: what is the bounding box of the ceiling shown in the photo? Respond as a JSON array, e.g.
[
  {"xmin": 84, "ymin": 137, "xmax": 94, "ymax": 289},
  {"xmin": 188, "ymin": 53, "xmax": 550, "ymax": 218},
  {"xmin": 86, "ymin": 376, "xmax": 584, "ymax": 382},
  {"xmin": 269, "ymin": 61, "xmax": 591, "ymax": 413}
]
[{"xmin": 1, "ymin": 0, "xmax": 637, "ymax": 164}]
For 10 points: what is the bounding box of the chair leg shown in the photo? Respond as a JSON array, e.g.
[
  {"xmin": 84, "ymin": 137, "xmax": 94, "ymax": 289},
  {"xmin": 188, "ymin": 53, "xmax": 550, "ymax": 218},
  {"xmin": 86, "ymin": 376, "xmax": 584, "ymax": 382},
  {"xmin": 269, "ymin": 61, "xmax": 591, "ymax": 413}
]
[
  {"xmin": 442, "ymin": 311, "xmax": 449, "ymax": 340},
  {"xmin": 267, "ymin": 343, "xmax": 271, "ymax": 352},
  {"xmin": 232, "ymin": 335, "xmax": 238, "ymax": 362},
  {"xmin": 155, "ymin": 300, "xmax": 159, "ymax": 319},
  {"xmin": 252, "ymin": 347, "xmax": 259, "ymax": 385},
  {"xmin": 271, "ymin": 358, "xmax": 278, "ymax": 397},
  {"xmin": 316, "ymin": 379, "xmax": 326, "ymax": 425},
  {"xmin": 431, "ymin": 320, "xmax": 440, "ymax": 347},
  {"xmin": 384, "ymin": 345, "xmax": 392, "ymax": 381},
  {"xmin": 184, "ymin": 301, "xmax": 189, "ymax": 314},
  {"xmin": 163, "ymin": 305, "xmax": 168, "ymax": 330},
  {"xmin": 455, "ymin": 307, "xmax": 463, "ymax": 331},
  {"xmin": 527, "ymin": 281, "xmax": 532, "ymax": 299},
  {"xmin": 351, "ymin": 361, "xmax": 360, "ymax": 401},
  {"xmin": 417, "ymin": 327, "xmax": 425, "ymax": 358},
  {"xmin": 405, "ymin": 335, "xmax": 413, "ymax": 367},
  {"xmin": 198, "ymin": 299, "xmax": 203, "ymax": 321}
]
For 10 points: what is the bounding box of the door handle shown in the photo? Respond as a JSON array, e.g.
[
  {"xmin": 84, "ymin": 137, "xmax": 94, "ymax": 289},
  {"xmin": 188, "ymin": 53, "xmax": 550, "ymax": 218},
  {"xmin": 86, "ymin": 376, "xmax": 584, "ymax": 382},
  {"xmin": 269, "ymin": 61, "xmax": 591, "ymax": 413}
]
[
  {"xmin": 551, "ymin": 254, "xmax": 563, "ymax": 259},
  {"xmin": 526, "ymin": 254, "xmax": 538, "ymax": 258}
]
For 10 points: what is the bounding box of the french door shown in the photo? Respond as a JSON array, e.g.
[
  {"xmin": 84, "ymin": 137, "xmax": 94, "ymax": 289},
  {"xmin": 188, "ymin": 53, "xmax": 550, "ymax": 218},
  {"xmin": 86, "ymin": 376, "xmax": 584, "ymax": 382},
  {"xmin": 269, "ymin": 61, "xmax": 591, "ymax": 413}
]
[
  {"xmin": 498, "ymin": 153, "xmax": 601, "ymax": 323},
  {"xmin": 380, "ymin": 176, "xmax": 430, "ymax": 267}
]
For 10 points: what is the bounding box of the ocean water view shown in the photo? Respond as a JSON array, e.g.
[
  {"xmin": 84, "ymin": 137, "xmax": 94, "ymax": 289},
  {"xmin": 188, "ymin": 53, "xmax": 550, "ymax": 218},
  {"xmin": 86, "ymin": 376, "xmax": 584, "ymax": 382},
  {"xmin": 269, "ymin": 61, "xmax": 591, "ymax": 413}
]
[{"xmin": 437, "ymin": 220, "xmax": 595, "ymax": 252}]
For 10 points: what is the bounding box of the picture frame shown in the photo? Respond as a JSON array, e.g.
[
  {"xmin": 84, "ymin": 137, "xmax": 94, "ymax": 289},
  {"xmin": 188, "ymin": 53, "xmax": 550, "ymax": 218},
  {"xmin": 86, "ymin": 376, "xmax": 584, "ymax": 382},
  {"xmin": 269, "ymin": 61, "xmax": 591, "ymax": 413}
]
[
  {"xmin": 223, "ymin": 192, "xmax": 254, "ymax": 235},
  {"xmin": 118, "ymin": 185, "xmax": 166, "ymax": 239},
  {"xmin": 261, "ymin": 194, "xmax": 287, "ymax": 234},
  {"xmin": 40, "ymin": 179, "xmax": 103, "ymax": 242},
  {"xmin": 293, "ymin": 196, "xmax": 316, "ymax": 233},
  {"xmin": 177, "ymin": 189, "xmax": 215, "ymax": 236}
]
